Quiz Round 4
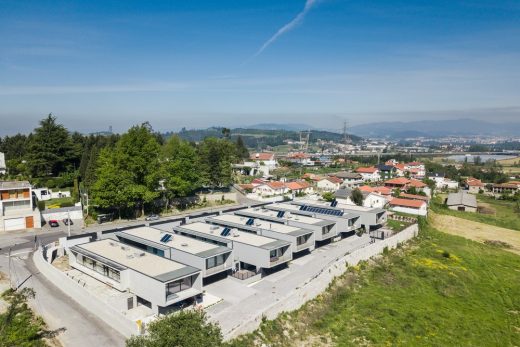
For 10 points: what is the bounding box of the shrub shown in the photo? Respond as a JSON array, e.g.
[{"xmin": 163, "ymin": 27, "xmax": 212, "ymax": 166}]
[{"xmin": 442, "ymin": 251, "xmax": 451, "ymax": 258}]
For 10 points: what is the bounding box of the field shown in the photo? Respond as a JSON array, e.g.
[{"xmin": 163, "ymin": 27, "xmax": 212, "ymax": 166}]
[
  {"xmin": 497, "ymin": 156, "xmax": 520, "ymax": 166},
  {"xmin": 229, "ymin": 220, "xmax": 520, "ymax": 347},
  {"xmin": 432, "ymin": 194, "xmax": 520, "ymax": 231},
  {"xmin": 431, "ymin": 212, "xmax": 520, "ymax": 255}
]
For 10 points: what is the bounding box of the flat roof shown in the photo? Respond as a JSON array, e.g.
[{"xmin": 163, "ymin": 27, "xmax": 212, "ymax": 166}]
[
  {"xmin": 293, "ymin": 199, "xmax": 385, "ymax": 214},
  {"xmin": 207, "ymin": 214, "xmax": 313, "ymax": 237},
  {"xmin": 236, "ymin": 207, "xmax": 334, "ymax": 227},
  {"xmin": 117, "ymin": 227, "xmax": 231, "ymax": 258},
  {"xmin": 267, "ymin": 202, "xmax": 360, "ymax": 220},
  {"xmin": 175, "ymin": 222, "xmax": 290, "ymax": 250},
  {"xmin": 0, "ymin": 181, "xmax": 31, "ymax": 189},
  {"xmin": 71, "ymin": 239, "xmax": 199, "ymax": 282}
]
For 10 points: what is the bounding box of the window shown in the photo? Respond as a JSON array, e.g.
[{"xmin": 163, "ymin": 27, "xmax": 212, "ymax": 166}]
[
  {"xmin": 206, "ymin": 253, "xmax": 227, "ymax": 269},
  {"xmin": 297, "ymin": 235, "xmax": 310, "ymax": 246},
  {"xmin": 166, "ymin": 275, "xmax": 195, "ymax": 299}
]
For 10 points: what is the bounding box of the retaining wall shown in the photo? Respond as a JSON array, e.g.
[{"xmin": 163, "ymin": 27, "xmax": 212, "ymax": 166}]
[
  {"xmin": 225, "ymin": 224, "xmax": 419, "ymax": 339},
  {"xmin": 33, "ymin": 246, "xmax": 138, "ymax": 338}
]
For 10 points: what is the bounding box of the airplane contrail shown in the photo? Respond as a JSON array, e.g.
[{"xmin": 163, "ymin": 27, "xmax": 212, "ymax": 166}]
[{"xmin": 253, "ymin": 0, "xmax": 319, "ymax": 58}]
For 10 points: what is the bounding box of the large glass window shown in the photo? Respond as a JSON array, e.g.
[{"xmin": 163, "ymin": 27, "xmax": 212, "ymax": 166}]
[
  {"xmin": 205, "ymin": 253, "xmax": 227, "ymax": 269},
  {"xmin": 166, "ymin": 275, "xmax": 195, "ymax": 299}
]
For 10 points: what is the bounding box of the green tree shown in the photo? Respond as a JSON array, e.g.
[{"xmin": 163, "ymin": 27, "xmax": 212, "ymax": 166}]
[
  {"xmin": 198, "ymin": 138, "xmax": 236, "ymax": 187},
  {"xmin": 322, "ymin": 191, "xmax": 334, "ymax": 202},
  {"xmin": 160, "ymin": 136, "xmax": 201, "ymax": 208},
  {"xmin": 126, "ymin": 310, "xmax": 223, "ymax": 347},
  {"xmin": 0, "ymin": 288, "xmax": 54, "ymax": 347},
  {"xmin": 91, "ymin": 147, "xmax": 134, "ymax": 219},
  {"xmin": 26, "ymin": 114, "xmax": 75, "ymax": 177},
  {"xmin": 351, "ymin": 188, "xmax": 364, "ymax": 206},
  {"xmin": 235, "ymin": 135, "xmax": 250, "ymax": 160}
]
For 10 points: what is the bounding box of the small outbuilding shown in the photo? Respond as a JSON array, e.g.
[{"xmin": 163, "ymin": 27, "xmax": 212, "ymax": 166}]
[{"xmin": 446, "ymin": 191, "xmax": 477, "ymax": 212}]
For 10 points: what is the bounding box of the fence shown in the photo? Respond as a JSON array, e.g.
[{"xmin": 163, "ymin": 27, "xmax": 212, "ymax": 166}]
[{"xmin": 224, "ymin": 223, "xmax": 419, "ymax": 340}]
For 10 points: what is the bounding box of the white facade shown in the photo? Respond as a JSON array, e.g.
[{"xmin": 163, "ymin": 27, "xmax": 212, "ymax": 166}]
[
  {"xmin": 316, "ymin": 178, "xmax": 341, "ymax": 192},
  {"xmin": 390, "ymin": 205, "xmax": 428, "ymax": 216},
  {"xmin": 0, "ymin": 181, "xmax": 41, "ymax": 232},
  {"xmin": 0, "ymin": 153, "xmax": 6, "ymax": 175},
  {"xmin": 252, "ymin": 183, "xmax": 288, "ymax": 197},
  {"xmin": 358, "ymin": 171, "xmax": 381, "ymax": 182}
]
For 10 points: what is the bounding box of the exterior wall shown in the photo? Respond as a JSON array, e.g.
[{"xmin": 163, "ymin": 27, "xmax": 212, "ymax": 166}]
[
  {"xmin": 34, "ymin": 247, "xmax": 137, "ymax": 337},
  {"xmin": 41, "ymin": 208, "xmax": 83, "ymax": 222},
  {"xmin": 316, "ymin": 180, "xmax": 340, "ymax": 192},
  {"xmin": 286, "ymin": 220, "xmax": 337, "ymax": 242},
  {"xmin": 390, "ymin": 205, "xmax": 428, "ymax": 216},
  {"xmin": 260, "ymin": 229, "xmax": 315, "ymax": 254},
  {"xmin": 468, "ymin": 186, "xmax": 481, "ymax": 194},
  {"xmin": 0, "ymin": 185, "xmax": 41, "ymax": 231},
  {"xmin": 448, "ymin": 205, "xmax": 477, "ymax": 213},
  {"xmin": 233, "ymin": 242, "xmax": 270, "ymax": 269},
  {"xmin": 359, "ymin": 172, "xmax": 380, "ymax": 182},
  {"xmin": 363, "ymin": 194, "xmax": 387, "ymax": 209}
]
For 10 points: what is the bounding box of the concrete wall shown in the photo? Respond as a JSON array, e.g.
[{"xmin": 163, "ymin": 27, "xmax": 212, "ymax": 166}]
[
  {"xmin": 41, "ymin": 209, "xmax": 83, "ymax": 222},
  {"xmin": 391, "ymin": 205, "xmax": 428, "ymax": 216},
  {"xmin": 33, "ymin": 246, "xmax": 138, "ymax": 337},
  {"xmin": 224, "ymin": 224, "xmax": 419, "ymax": 340}
]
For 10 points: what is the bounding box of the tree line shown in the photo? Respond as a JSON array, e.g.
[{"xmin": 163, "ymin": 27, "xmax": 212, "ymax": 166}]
[{"xmin": 0, "ymin": 114, "xmax": 250, "ymax": 218}]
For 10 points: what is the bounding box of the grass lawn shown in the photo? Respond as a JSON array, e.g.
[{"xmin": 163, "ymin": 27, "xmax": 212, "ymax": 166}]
[
  {"xmin": 229, "ymin": 220, "xmax": 520, "ymax": 347},
  {"xmin": 432, "ymin": 194, "xmax": 520, "ymax": 231},
  {"xmin": 386, "ymin": 218, "xmax": 413, "ymax": 232},
  {"xmin": 44, "ymin": 196, "xmax": 75, "ymax": 208}
]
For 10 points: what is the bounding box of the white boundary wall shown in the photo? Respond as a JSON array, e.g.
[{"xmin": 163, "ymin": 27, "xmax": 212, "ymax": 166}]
[
  {"xmin": 224, "ymin": 224, "xmax": 419, "ymax": 339},
  {"xmin": 33, "ymin": 245, "xmax": 138, "ymax": 337}
]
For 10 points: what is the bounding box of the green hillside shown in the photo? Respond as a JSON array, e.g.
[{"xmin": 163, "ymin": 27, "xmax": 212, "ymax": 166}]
[
  {"xmin": 165, "ymin": 127, "xmax": 362, "ymax": 149},
  {"xmin": 229, "ymin": 219, "xmax": 520, "ymax": 347}
]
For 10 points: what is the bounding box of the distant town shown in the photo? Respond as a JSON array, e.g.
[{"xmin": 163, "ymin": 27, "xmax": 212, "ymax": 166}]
[{"xmin": 1, "ymin": 115, "xmax": 519, "ymax": 346}]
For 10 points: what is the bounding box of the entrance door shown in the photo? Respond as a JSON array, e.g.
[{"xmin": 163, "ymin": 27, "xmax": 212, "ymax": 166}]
[{"xmin": 25, "ymin": 216, "xmax": 34, "ymax": 228}]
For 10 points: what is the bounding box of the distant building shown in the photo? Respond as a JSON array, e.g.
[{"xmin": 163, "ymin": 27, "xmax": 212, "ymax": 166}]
[
  {"xmin": 446, "ymin": 191, "xmax": 477, "ymax": 212},
  {"xmin": 249, "ymin": 152, "xmax": 277, "ymax": 169},
  {"xmin": 355, "ymin": 167, "xmax": 380, "ymax": 182},
  {"xmin": 376, "ymin": 164, "xmax": 396, "ymax": 180},
  {"xmin": 465, "ymin": 177, "xmax": 484, "ymax": 194},
  {"xmin": 0, "ymin": 152, "xmax": 6, "ymax": 175},
  {"xmin": 316, "ymin": 177, "xmax": 343, "ymax": 192},
  {"xmin": 0, "ymin": 181, "xmax": 41, "ymax": 232},
  {"xmin": 388, "ymin": 198, "xmax": 428, "ymax": 216},
  {"xmin": 492, "ymin": 181, "xmax": 520, "ymax": 195},
  {"xmin": 332, "ymin": 171, "xmax": 363, "ymax": 188}
]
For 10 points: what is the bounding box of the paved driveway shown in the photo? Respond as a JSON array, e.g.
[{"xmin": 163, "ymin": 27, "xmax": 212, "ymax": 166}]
[{"xmin": 206, "ymin": 234, "xmax": 374, "ymax": 336}]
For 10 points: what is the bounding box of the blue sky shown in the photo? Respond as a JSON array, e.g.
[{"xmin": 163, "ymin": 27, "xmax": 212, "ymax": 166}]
[{"xmin": 1, "ymin": 0, "xmax": 519, "ymax": 134}]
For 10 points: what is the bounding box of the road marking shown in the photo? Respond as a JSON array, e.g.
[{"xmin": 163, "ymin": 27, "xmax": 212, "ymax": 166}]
[
  {"xmin": 247, "ymin": 279, "xmax": 264, "ymax": 287},
  {"xmin": 5, "ymin": 249, "xmax": 33, "ymax": 257}
]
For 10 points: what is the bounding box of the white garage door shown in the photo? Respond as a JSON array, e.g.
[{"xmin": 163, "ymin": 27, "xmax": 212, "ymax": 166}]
[{"xmin": 4, "ymin": 217, "xmax": 26, "ymax": 231}]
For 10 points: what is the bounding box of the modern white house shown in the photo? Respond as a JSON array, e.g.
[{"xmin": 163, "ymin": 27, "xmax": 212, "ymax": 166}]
[
  {"xmin": 249, "ymin": 152, "xmax": 277, "ymax": 169},
  {"xmin": 33, "ymin": 188, "xmax": 72, "ymax": 201},
  {"xmin": 292, "ymin": 199, "xmax": 387, "ymax": 231},
  {"xmin": 115, "ymin": 227, "xmax": 234, "ymax": 279},
  {"xmin": 205, "ymin": 214, "xmax": 315, "ymax": 254},
  {"xmin": 68, "ymin": 239, "xmax": 203, "ymax": 314},
  {"xmin": 388, "ymin": 198, "xmax": 428, "ymax": 216},
  {"xmin": 334, "ymin": 188, "xmax": 388, "ymax": 209},
  {"xmin": 265, "ymin": 202, "xmax": 361, "ymax": 236},
  {"xmin": 173, "ymin": 222, "xmax": 292, "ymax": 275},
  {"xmin": 0, "ymin": 181, "xmax": 41, "ymax": 232},
  {"xmin": 234, "ymin": 207, "xmax": 339, "ymax": 243}
]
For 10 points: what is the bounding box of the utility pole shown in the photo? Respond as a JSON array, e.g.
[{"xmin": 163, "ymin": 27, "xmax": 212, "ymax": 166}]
[{"xmin": 67, "ymin": 209, "xmax": 71, "ymax": 237}]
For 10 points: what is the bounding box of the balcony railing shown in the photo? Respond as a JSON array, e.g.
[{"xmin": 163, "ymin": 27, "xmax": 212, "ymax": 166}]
[
  {"xmin": 205, "ymin": 263, "xmax": 229, "ymax": 276},
  {"xmin": 269, "ymin": 253, "xmax": 291, "ymax": 267}
]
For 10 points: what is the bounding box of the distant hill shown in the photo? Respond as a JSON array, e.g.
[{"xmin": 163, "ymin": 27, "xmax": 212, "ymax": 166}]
[
  {"xmin": 245, "ymin": 123, "xmax": 315, "ymax": 131},
  {"xmin": 350, "ymin": 119, "xmax": 520, "ymax": 138},
  {"xmin": 164, "ymin": 127, "xmax": 362, "ymax": 148}
]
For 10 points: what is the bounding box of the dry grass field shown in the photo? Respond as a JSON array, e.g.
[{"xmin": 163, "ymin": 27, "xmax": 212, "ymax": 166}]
[
  {"xmin": 431, "ymin": 212, "xmax": 520, "ymax": 255},
  {"xmin": 497, "ymin": 156, "xmax": 520, "ymax": 166}
]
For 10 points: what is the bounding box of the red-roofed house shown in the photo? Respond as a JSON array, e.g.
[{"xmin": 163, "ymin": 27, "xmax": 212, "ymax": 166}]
[
  {"xmin": 384, "ymin": 177, "xmax": 410, "ymax": 188},
  {"xmin": 252, "ymin": 181, "xmax": 288, "ymax": 197},
  {"xmin": 317, "ymin": 176, "xmax": 343, "ymax": 192},
  {"xmin": 399, "ymin": 193, "xmax": 430, "ymax": 203},
  {"xmin": 465, "ymin": 177, "xmax": 484, "ymax": 194},
  {"xmin": 286, "ymin": 152, "xmax": 314, "ymax": 166},
  {"xmin": 286, "ymin": 181, "xmax": 314, "ymax": 195},
  {"xmin": 249, "ymin": 152, "xmax": 277, "ymax": 169},
  {"xmin": 405, "ymin": 162, "xmax": 425, "ymax": 178},
  {"xmin": 389, "ymin": 198, "xmax": 428, "ymax": 216},
  {"xmin": 355, "ymin": 167, "xmax": 380, "ymax": 182}
]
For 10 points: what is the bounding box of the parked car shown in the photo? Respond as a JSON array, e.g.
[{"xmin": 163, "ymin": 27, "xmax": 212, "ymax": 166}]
[
  {"xmin": 145, "ymin": 214, "xmax": 160, "ymax": 221},
  {"xmin": 49, "ymin": 220, "xmax": 59, "ymax": 227},
  {"xmin": 63, "ymin": 218, "xmax": 73, "ymax": 226}
]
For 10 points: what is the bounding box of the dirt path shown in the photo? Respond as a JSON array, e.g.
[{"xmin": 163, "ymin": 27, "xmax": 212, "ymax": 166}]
[{"xmin": 431, "ymin": 213, "xmax": 520, "ymax": 255}]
